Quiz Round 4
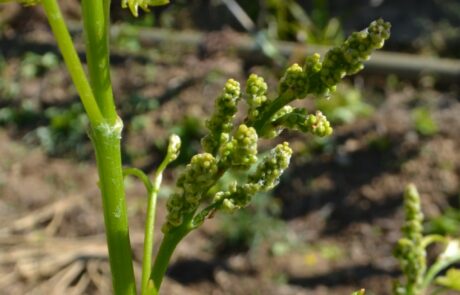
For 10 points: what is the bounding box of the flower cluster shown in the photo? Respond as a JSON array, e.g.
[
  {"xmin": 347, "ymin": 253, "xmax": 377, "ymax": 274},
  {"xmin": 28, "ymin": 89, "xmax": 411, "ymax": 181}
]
[
  {"xmin": 273, "ymin": 109, "xmax": 333, "ymax": 137},
  {"xmin": 215, "ymin": 142, "xmax": 292, "ymax": 212},
  {"xmin": 279, "ymin": 63, "xmax": 308, "ymax": 97},
  {"xmin": 219, "ymin": 124, "xmax": 258, "ymax": 169},
  {"xmin": 214, "ymin": 183, "xmax": 260, "ymax": 212},
  {"xmin": 166, "ymin": 134, "xmax": 181, "ymax": 162},
  {"xmin": 252, "ymin": 19, "xmax": 390, "ymax": 137},
  {"xmin": 163, "ymin": 153, "xmax": 219, "ymax": 231},
  {"xmin": 245, "ymin": 74, "xmax": 269, "ymax": 124},
  {"xmin": 249, "ymin": 142, "xmax": 292, "ymax": 190},
  {"xmin": 122, "ymin": 0, "xmax": 169, "ymax": 17},
  {"xmin": 393, "ymin": 184, "xmax": 426, "ymax": 295},
  {"xmin": 201, "ymin": 79, "xmax": 241, "ymax": 154},
  {"xmin": 162, "ymin": 20, "xmax": 390, "ymax": 233}
]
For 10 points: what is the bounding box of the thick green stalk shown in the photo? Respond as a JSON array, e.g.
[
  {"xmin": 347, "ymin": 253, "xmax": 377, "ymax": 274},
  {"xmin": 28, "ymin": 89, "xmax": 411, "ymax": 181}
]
[
  {"xmin": 80, "ymin": 1, "xmax": 136, "ymax": 293},
  {"xmin": 149, "ymin": 218, "xmax": 193, "ymax": 294},
  {"xmin": 44, "ymin": 0, "xmax": 136, "ymax": 292},
  {"xmin": 91, "ymin": 121, "xmax": 137, "ymax": 295},
  {"xmin": 41, "ymin": 0, "xmax": 103, "ymax": 126},
  {"xmin": 81, "ymin": 0, "xmax": 117, "ymax": 124}
]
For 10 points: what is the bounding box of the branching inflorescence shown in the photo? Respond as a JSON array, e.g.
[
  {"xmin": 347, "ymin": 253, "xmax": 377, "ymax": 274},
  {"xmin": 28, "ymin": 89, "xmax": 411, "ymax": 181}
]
[
  {"xmin": 147, "ymin": 19, "xmax": 391, "ymax": 292},
  {"xmin": 161, "ymin": 19, "xmax": 391, "ymax": 235}
]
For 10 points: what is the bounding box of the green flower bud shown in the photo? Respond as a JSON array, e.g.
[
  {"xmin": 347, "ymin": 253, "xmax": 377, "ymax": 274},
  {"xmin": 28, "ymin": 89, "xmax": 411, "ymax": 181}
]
[
  {"xmin": 222, "ymin": 198, "xmax": 237, "ymax": 211},
  {"xmin": 304, "ymin": 53, "xmax": 322, "ymax": 73},
  {"xmin": 166, "ymin": 192, "xmax": 182, "ymax": 212},
  {"xmin": 214, "ymin": 182, "xmax": 260, "ymax": 212},
  {"xmin": 307, "ymin": 111, "xmax": 333, "ymax": 137},
  {"xmin": 302, "ymin": 53, "xmax": 332, "ymax": 97},
  {"xmin": 246, "ymin": 74, "xmax": 269, "ymax": 123},
  {"xmin": 220, "ymin": 124, "xmax": 258, "ymax": 168},
  {"xmin": 249, "ymin": 142, "xmax": 292, "ymax": 190},
  {"xmin": 273, "ymin": 109, "xmax": 333, "ymax": 137},
  {"xmin": 402, "ymin": 184, "xmax": 424, "ymax": 241},
  {"xmin": 202, "ymin": 79, "xmax": 241, "ymax": 154},
  {"xmin": 246, "ymin": 74, "xmax": 268, "ymax": 104},
  {"xmin": 166, "ymin": 134, "xmax": 181, "ymax": 162},
  {"xmin": 163, "ymin": 153, "xmax": 219, "ymax": 232},
  {"xmin": 178, "ymin": 153, "xmax": 218, "ymax": 197},
  {"xmin": 279, "ymin": 63, "xmax": 308, "ymax": 97},
  {"xmin": 122, "ymin": 0, "xmax": 169, "ymax": 17}
]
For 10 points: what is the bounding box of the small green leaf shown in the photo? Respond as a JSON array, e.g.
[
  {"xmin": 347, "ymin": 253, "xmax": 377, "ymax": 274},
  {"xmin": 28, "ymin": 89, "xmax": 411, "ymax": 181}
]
[
  {"xmin": 435, "ymin": 268, "xmax": 460, "ymax": 290},
  {"xmin": 351, "ymin": 289, "xmax": 365, "ymax": 295},
  {"xmin": 411, "ymin": 106, "xmax": 438, "ymax": 136}
]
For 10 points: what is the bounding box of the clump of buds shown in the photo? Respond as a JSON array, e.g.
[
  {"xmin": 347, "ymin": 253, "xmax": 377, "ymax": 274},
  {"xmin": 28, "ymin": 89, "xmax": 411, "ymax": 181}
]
[
  {"xmin": 162, "ymin": 19, "xmax": 391, "ymax": 233},
  {"xmin": 393, "ymin": 184, "xmax": 426, "ymax": 295}
]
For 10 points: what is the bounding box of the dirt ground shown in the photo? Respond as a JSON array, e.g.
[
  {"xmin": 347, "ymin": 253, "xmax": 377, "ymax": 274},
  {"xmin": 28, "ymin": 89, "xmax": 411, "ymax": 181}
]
[{"xmin": 1, "ymin": 3, "xmax": 460, "ymax": 295}]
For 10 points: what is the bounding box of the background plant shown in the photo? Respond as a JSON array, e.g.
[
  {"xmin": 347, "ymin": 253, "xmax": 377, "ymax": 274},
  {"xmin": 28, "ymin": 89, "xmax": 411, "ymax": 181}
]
[{"xmin": 394, "ymin": 184, "xmax": 460, "ymax": 295}]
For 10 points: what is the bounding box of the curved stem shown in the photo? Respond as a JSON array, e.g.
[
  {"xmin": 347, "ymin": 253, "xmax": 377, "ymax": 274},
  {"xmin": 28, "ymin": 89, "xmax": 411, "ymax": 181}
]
[
  {"xmin": 422, "ymin": 254, "xmax": 460, "ymax": 291},
  {"xmin": 422, "ymin": 235, "xmax": 448, "ymax": 249},
  {"xmin": 124, "ymin": 167, "xmax": 154, "ymax": 193},
  {"xmin": 41, "ymin": 0, "xmax": 103, "ymax": 126},
  {"xmin": 81, "ymin": 0, "xmax": 117, "ymax": 124}
]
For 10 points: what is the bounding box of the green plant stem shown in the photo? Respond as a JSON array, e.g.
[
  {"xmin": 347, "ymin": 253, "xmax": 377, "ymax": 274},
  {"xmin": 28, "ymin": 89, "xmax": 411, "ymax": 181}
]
[
  {"xmin": 91, "ymin": 122, "xmax": 137, "ymax": 295},
  {"xmin": 149, "ymin": 217, "xmax": 193, "ymax": 294},
  {"xmin": 422, "ymin": 235, "xmax": 448, "ymax": 249},
  {"xmin": 41, "ymin": 0, "xmax": 103, "ymax": 126},
  {"xmin": 252, "ymin": 90, "xmax": 295, "ymax": 133},
  {"xmin": 141, "ymin": 157, "xmax": 170, "ymax": 295},
  {"xmin": 81, "ymin": 0, "xmax": 117, "ymax": 124},
  {"xmin": 124, "ymin": 168, "xmax": 154, "ymax": 193},
  {"xmin": 43, "ymin": 0, "xmax": 136, "ymax": 293}
]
